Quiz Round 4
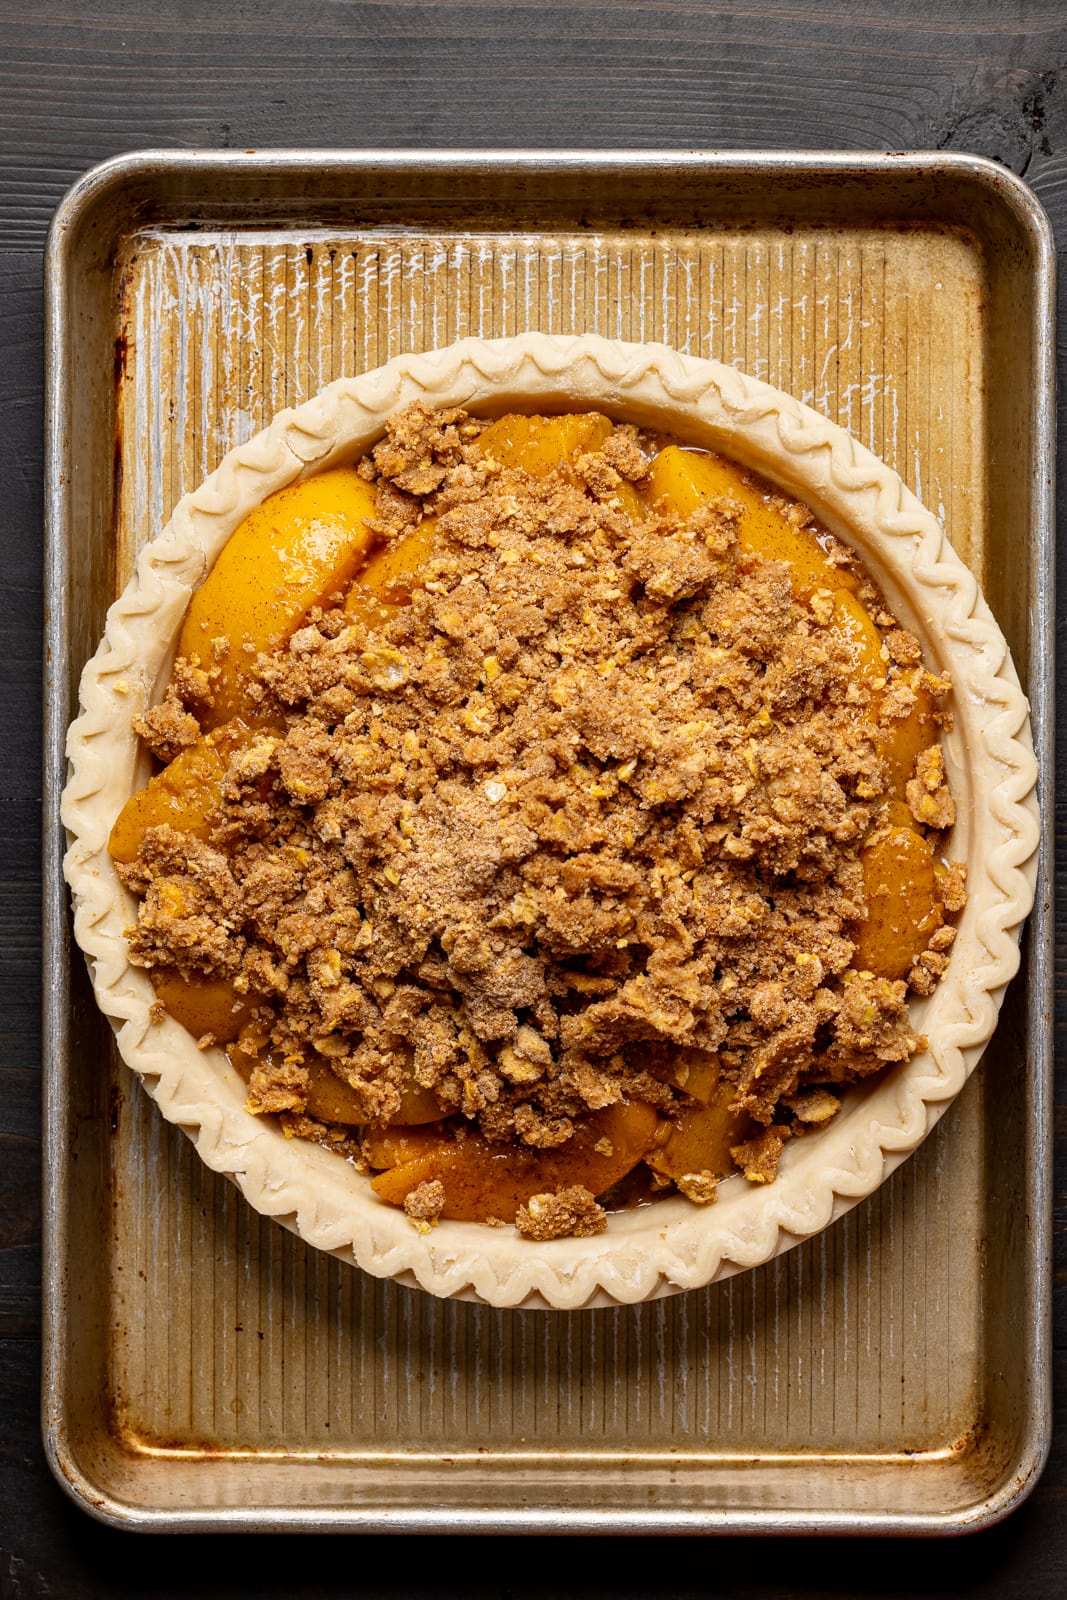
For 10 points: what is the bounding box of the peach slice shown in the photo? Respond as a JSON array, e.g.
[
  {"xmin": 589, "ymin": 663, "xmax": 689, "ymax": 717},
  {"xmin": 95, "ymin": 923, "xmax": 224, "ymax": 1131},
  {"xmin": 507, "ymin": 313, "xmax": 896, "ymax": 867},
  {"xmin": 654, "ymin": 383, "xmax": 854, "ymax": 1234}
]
[
  {"xmin": 874, "ymin": 671, "xmax": 940, "ymax": 800},
  {"xmin": 471, "ymin": 412, "xmax": 645, "ymax": 517},
  {"xmin": 391, "ymin": 1074, "xmax": 448, "ymax": 1127},
  {"xmin": 229, "ymin": 1034, "xmax": 443, "ymax": 1128},
  {"xmin": 647, "ymin": 446, "xmax": 858, "ymax": 599},
  {"xmin": 369, "ymin": 1100, "xmax": 660, "ymax": 1222},
  {"xmin": 851, "ymin": 824, "xmax": 944, "ymax": 981},
  {"xmin": 150, "ymin": 969, "xmax": 255, "ymax": 1044},
  {"xmin": 647, "ymin": 1054, "xmax": 754, "ymax": 1181},
  {"xmin": 361, "ymin": 1121, "xmax": 456, "ymax": 1169},
  {"xmin": 108, "ymin": 719, "xmax": 254, "ymax": 865},
  {"xmin": 229, "ymin": 1037, "xmax": 369, "ymax": 1125},
  {"xmin": 475, "ymin": 411, "xmax": 613, "ymax": 476},
  {"xmin": 306, "ymin": 1062, "xmax": 374, "ymax": 1125},
  {"xmin": 611, "ymin": 478, "xmax": 648, "ymax": 522},
  {"xmin": 178, "ymin": 466, "xmax": 379, "ymax": 726},
  {"xmin": 344, "ymin": 516, "xmax": 439, "ymax": 630},
  {"xmin": 827, "ymin": 590, "xmax": 886, "ymax": 685}
]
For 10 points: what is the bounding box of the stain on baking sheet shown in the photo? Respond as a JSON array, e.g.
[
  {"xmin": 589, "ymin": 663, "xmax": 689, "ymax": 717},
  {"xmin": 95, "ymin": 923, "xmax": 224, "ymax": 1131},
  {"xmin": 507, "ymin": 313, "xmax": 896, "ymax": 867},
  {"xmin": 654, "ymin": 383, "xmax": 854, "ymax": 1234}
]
[{"xmin": 104, "ymin": 1082, "xmax": 993, "ymax": 1485}]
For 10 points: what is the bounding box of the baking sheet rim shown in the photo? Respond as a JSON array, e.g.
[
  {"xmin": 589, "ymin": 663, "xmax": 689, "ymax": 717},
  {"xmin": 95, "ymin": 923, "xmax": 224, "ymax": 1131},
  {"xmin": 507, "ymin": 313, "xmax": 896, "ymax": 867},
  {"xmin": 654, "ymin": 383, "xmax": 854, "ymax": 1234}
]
[{"xmin": 40, "ymin": 146, "xmax": 1055, "ymax": 1534}]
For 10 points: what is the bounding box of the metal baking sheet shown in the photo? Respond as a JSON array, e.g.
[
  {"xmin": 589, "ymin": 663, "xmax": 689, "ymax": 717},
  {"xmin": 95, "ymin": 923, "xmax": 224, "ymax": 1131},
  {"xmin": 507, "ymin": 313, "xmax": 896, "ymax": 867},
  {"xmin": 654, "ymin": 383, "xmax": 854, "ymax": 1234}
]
[{"xmin": 42, "ymin": 150, "xmax": 1054, "ymax": 1533}]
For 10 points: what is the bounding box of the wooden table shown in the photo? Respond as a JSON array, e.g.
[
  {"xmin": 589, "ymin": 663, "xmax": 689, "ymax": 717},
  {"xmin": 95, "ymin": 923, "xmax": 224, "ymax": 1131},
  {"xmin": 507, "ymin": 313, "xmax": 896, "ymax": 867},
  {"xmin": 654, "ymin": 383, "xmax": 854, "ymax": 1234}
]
[{"xmin": 3, "ymin": 1, "xmax": 1063, "ymax": 1592}]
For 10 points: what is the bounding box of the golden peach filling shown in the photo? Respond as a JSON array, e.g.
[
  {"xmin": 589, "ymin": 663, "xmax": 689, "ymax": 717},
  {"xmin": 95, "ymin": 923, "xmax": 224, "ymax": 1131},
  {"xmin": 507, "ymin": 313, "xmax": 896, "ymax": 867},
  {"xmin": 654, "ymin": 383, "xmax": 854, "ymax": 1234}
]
[{"xmin": 110, "ymin": 407, "xmax": 963, "ymax": 1240}]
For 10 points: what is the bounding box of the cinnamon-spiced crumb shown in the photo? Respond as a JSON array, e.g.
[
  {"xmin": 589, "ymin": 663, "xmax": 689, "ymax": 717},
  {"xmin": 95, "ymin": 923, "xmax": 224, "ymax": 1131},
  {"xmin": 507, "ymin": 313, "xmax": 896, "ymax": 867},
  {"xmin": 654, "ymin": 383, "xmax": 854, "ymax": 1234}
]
[
  {"xmin": 403, "ymin": 1178, "xmax": 446, "ymax": 1232},
  {"xmin": 515, "ymin": 1185, "xmax": 607, "ymax": 1240},
  {"xmin": 133, "ymin": 688, "xmax": 201, "ymax": 763},
  {"xmin": 732, "ymin": 1125, "xmax": 791, "ymax": 1184},
  {"xmin": 675, "ymin": 1171, "xmax": 718, "ymax": 1205}
]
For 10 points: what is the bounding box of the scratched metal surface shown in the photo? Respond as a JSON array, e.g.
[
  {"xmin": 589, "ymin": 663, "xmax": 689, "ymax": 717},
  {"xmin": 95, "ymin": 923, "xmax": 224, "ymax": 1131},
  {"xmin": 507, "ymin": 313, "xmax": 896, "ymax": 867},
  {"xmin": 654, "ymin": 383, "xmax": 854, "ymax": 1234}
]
[
  {"xmin": 44, "ymin": 153, "xmax": 1051, "ymax": 1532},
  {"xmin": 113, "ymin": 224, "xmax": 988, "ymax": 583}
]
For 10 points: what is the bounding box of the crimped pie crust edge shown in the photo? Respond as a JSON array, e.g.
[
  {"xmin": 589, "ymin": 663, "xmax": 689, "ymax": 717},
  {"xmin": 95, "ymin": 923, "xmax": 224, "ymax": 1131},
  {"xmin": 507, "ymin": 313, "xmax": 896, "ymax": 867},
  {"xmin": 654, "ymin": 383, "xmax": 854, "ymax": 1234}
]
[{"xmin": 61, "ymin": 334, "xmax": 1040, "ymax": 1310}]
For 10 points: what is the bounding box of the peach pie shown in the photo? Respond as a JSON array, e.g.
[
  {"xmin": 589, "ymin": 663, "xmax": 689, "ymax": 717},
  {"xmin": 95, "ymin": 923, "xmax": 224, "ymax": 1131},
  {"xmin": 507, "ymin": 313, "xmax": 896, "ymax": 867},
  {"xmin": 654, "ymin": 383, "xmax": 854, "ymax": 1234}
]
[{"xmin": 63, "ymin": 337, "xmax": 1038, "ymax": 1308}]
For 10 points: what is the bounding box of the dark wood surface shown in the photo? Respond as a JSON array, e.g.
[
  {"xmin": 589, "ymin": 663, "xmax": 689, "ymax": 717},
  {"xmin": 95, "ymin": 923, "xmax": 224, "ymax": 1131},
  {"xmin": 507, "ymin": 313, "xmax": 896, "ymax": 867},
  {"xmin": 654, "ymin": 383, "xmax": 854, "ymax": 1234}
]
[{"xmin": 3, "ymin": 0, "xmax": 1065, "ymax": 1593}]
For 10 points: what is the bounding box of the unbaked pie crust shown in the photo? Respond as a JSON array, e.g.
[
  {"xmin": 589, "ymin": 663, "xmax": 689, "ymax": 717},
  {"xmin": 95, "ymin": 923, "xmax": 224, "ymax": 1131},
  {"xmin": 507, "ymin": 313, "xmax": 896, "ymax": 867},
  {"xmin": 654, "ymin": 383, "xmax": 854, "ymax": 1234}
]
[{"xmin": 62, "ymin": 335, "xmax": 1039, "ymax": 1309}]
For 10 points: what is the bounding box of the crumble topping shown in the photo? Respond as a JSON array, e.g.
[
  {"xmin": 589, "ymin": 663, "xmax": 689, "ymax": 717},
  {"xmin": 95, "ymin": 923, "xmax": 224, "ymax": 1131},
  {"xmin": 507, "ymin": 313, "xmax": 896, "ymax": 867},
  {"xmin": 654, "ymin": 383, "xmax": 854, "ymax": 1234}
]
[
  {"xmin": 732, "ymin": 1126, "xmax": 791, "ymax": 1184},
  {"xmin": 675, "ymin": 1171, "xmax": 719, "ymax": 1205},
  {"xmin": 906, "ymin": 744, "xmax": 956, "ymax": 830},
  {"xmin": 515, "ymin": 1185, "xmax": 607, "ymax": 1240},
  {"xmin": 133, "ymin": 687, "xmax": 201, "ymax": 763},
  {"xmin": 116, "ymin": 401, "xmax": 965, "ymax": 1238},
  {"xmin": 403, "ymin": 1178, "xmax": 446, "ymax": 1232}
]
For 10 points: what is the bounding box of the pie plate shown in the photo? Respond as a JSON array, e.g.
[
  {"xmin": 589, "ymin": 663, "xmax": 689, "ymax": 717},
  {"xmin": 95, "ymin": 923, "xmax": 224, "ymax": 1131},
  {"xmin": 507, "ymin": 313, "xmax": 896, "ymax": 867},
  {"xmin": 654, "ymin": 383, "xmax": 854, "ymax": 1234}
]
[{"xmin": 61, "ymin": 333, "xmax": 1039, "ymax": 1311}]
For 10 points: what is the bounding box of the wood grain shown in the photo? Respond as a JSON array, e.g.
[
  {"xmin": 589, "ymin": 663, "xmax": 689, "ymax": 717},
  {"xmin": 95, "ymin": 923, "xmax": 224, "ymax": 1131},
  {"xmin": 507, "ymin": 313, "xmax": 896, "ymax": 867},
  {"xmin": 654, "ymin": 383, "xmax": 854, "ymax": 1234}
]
[
  {"xmin": 1, "ymin": 0, "xmax": 1065, "ymax": 1591},
  {"xmin": 0, "ymin": 1, "xmax": 1065, "ymax": 246}
]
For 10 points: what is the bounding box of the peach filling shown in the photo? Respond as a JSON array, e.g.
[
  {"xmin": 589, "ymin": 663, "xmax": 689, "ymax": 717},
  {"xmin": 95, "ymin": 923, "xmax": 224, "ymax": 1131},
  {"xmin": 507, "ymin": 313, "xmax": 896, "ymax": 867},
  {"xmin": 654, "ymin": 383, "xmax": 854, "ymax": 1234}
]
[{"xmin": 111, "ymin": 410, "xmax": 959, "ymax": 1231}]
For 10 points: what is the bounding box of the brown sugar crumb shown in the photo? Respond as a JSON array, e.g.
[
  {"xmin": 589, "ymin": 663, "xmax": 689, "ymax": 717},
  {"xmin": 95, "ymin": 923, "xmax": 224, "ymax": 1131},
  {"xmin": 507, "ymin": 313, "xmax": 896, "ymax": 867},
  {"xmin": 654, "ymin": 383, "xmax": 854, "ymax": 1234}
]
[
  {"xmin": 278, "ymin": 1112, "xmax": 366, "ymax": 1166},
  {"xmin": 370, "ymin": 401, "xmax": 468, "ymax": 497},
  {"xmin": 246, "ymin": 1053, "xmax": 308, "ymax": 1114},
  {"xmin": 515, "ymin": 1186, "xmax": 607, "ymax": 1240},
  {"xmin": 732, "ymin": 1126, "xmax": 791, "ymax": 1184},
  {"xmin": 906, "ymin": 745, "xmax": 956, "ymax": 830},
  {"xmin": 403, "ymin": 1178, "xmax": 446, "ymax": 1232},
  {"xmin": 599, "ymin": 428, "xmax": 651, "ymax": 482},
  {"xmin": 908, "ymin": 925, "xmax": 957, "ymax": 996},
  {"xmin": 675, "ymin": 1171, "xmax": 718, "ymax": 1205},
  {"xmin": 938, "ymin": 860, "xmax": 968, "ymax": 914},
  {"xmin": 123, "ymin": 401, "xmax": 966, "ymax": 1214},
  {"xmin": 133, "ymin": 688, "xmax": 201, "ymax": 763},
  {"xmin": 883, "ymin": 628, "xmax": 923, "ymax": 668},
  {"xmin": 171, "ymin": 654, "xmax": 217, "ymax": 714},
  {"xmin": 784, "ymin": 1086, "xmax": 841, "ymax": 1126}
]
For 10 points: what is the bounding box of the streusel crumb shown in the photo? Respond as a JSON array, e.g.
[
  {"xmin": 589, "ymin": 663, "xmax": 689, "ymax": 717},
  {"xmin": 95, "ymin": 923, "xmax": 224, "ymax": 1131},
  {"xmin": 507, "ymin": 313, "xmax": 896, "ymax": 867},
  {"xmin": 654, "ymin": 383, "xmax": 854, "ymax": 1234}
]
[
  {"xmin": 675, "ymin": 1171, "xmax": 719, "ymax": 1205},
  {"xmin": 515, "ymin": 1185, "xmax": 607, "ymax": 1240},
  {"xmin": 403, "ymin": 1178, "xmax": 446, "ymax": 1232}
]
